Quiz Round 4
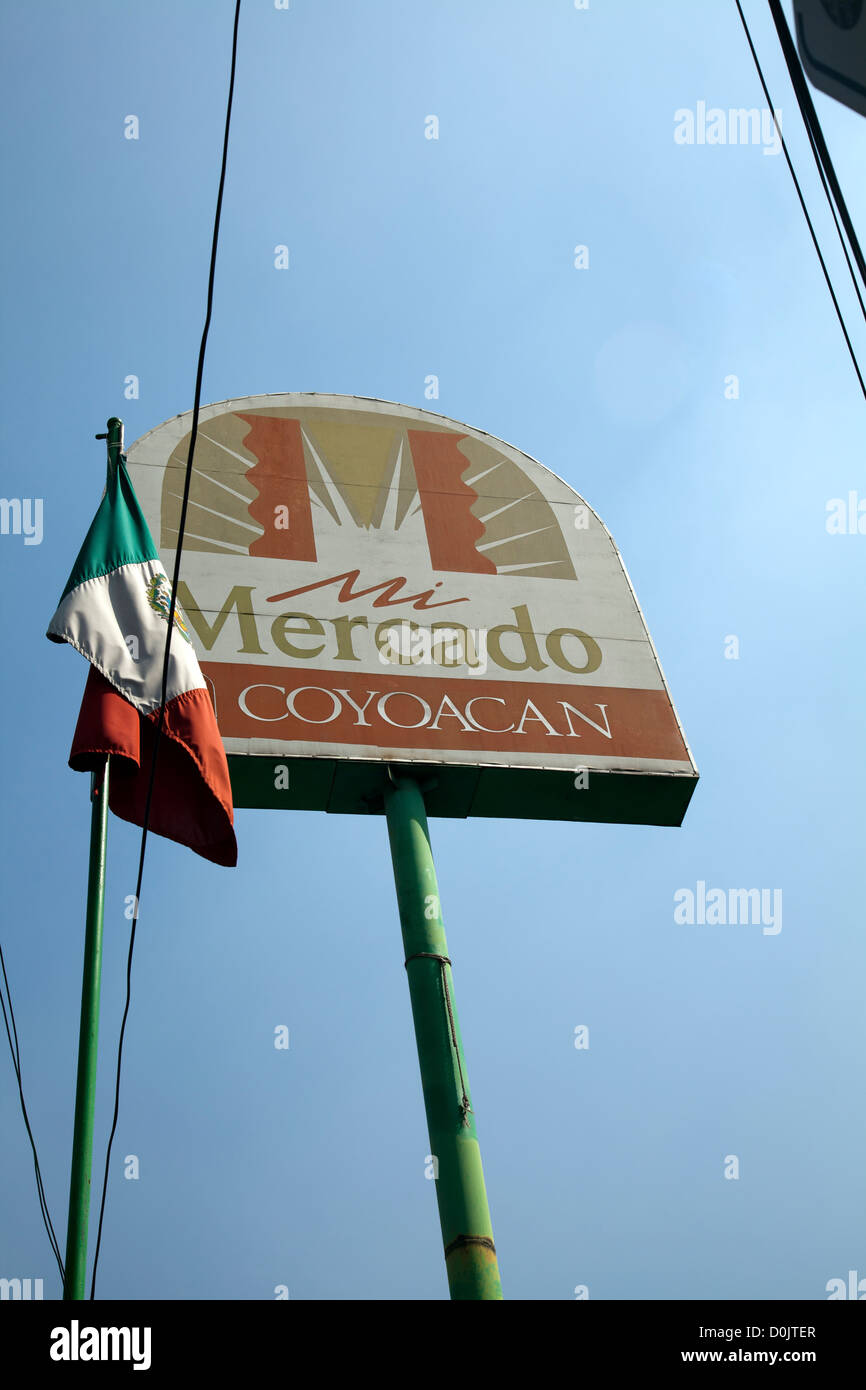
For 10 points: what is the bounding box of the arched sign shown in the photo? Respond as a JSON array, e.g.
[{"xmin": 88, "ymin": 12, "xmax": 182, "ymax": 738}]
[{"xmin": 126, "ymin": 394, "xmax": 697, "ymax": 823}]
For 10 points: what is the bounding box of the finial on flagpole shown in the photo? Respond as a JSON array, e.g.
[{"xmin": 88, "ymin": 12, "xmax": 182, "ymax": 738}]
[{"xmin": 101, "ymin": 418, "xmax": 124, "ymax": 481}]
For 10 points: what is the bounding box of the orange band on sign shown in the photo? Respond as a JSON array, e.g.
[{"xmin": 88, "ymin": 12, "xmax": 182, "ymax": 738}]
[{"xmin": 203, "ymin": 662, "xmax": 689, "ymax": 761}]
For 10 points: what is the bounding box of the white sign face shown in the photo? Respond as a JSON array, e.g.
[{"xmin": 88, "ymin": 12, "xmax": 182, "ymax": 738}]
[{"xmin": 127, "ymin": 394, "xmax": 696, "ymax": 818}]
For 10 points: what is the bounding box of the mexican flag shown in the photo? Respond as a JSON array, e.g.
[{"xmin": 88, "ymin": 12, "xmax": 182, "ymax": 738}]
[{"xmin": 47, "ymin": 452, "xmax": 237, "ymax": 867}]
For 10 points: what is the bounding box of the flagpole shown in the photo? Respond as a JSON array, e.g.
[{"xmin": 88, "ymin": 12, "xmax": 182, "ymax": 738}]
[
  {"xmin": 63, "ymin": 418, "xmax": 122, "ymax": 1300},
  {"xmin": 63, "ymin": 758, "xmax": 110, "ymax": 1298},
  {"xmin": 384, "ymin": 771, "xmax": 503, "ymax": 1300}
]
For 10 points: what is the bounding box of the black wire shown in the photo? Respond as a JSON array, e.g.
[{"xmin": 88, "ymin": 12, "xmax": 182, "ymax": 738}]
[
  {"xmin": 88, "ymin": 0, "xmax": 242, "ymax": 1300},
  {"xmin": 767, "ymin": 0, "xmax": 866, "ymax": 295},
  {"xmin": 0, "ymin": 941, "xmax": 66, "ymax": 1284},
  {"xmin": 766, "ymin": 0, "xmax": 866, "ymax": 323},
  {"xmin": 801, "ymin": 104, "xmax": 866, "ymax": 325},
  {"xmin": 734, "ymin": 0, "xmax": 866, "ymax": 402},
  {"xmin": 0, "ymin": 960, "xmax": 65, "ymax": 1281}
]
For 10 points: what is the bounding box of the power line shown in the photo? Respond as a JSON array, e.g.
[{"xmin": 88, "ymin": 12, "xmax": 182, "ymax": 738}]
[
  {"xmin": 0, "ymin": 940, "xmax": 66, "ymax": 1285},
  {"xmin": 87, "ymin": 0, "xmax": 243, "ymax": 1299},
  {"xmin": 800, "ymin": 101, "xmax": 866, "ymax": 326},
  {"xmin": 767, "ymin": 0, "xmax": 866, "ymax": 297},
  {"xmin": 734, "ymin": 0, "xmax": 866, "ymax": 402}
]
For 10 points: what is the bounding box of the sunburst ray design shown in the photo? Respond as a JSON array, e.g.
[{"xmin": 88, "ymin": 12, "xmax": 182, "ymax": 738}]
[{"xmin": 158, "ymin": 405, "xmax": 577, "ymax": 580}]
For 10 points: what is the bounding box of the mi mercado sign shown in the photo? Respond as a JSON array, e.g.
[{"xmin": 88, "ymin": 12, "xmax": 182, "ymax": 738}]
[{"xmin": 126, "ymin": 394, "xmax": 697, "ymax": 824}]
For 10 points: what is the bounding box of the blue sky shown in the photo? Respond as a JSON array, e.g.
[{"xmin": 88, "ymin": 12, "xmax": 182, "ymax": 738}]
[{"xmin": 1, "ymin": 0, "xmax": 864, "ymax": 1300}]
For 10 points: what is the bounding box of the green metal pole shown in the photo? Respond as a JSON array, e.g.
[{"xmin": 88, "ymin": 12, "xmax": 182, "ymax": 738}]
[
  {"xmin": 63, "ymin": 419, "xmax": 120, "ymax": 1300},
  {"xmin": 384, "ymin": 771, "xmax": 503, "ymax": 1300},
  {"xmin": 63, "ymin": 756, "xmax": 110, "ymax": 1299}
]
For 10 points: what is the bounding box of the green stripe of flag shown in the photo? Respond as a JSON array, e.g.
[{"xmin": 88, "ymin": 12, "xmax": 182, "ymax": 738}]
[{"xmin": 58, "ymin": 456, "xmax": 159, "ymax": 601}]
